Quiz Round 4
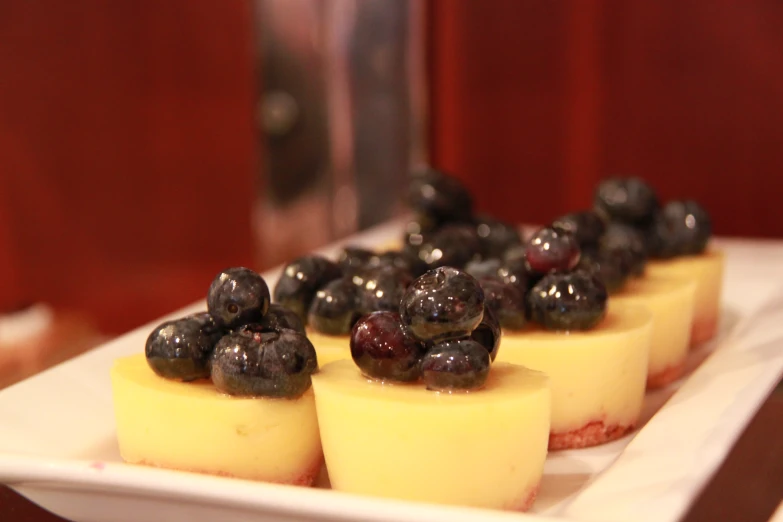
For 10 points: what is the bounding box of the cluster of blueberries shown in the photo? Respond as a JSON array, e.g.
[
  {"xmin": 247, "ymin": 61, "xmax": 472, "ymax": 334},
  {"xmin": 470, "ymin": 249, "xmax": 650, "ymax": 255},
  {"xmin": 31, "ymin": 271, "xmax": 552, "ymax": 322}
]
[{"xmin": 144, "ymin": 170, "xmax": 712, "ymax": 396}]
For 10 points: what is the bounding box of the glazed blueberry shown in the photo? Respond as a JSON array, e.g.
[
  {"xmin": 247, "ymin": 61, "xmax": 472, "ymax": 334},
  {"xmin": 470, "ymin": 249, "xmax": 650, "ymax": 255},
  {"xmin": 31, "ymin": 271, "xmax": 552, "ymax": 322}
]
[
  {"xmin": 408, "ymin": 168, "xmax": 473, "ymax": 224},
  {"xmin": 207, "ymin": 267, "xmax": 270, "ymax": 329},
  {"xmin": 478, "ymin": 277, "xmax": 526, "ymax": 330},
  {"xmin": 416, "ymin": 224, "xmax": 482, "ymax": 269},
  {"xmin": 258, "ymin": 303, "xmax": 306, "ymax": 334},
  {"xmin": 576, "ymin": 249, "xmax": 630, "ymax": 294},
  {"xmin": 338, "ymin": 246, "xmax": 376, "ymax": 275},
  {"xmin": 474, "ymin": 215, "xmax": 523, "ymax": 259},
  {"xmin": 145, "ymin": 313, "xmax": 223, "ymax": 381},
  {"xmin": 552, "ymin": 210, "xmax": 606, "ymax": 249},
  {"xmin": 371, "ymin": 250, "xmax": 428, "ymax": 278},
  {"xmin": 464, "ymin": 258, "xmax": 503, "ymax": 281},
  {"xmin": 470, "ymin": 306, "xmax": 501, "ymax": 362},
  {"xmin": 307, "ymin": 278, "xmax": 359, "ymax": 335},
  {"xmin": 594, "ymin": 177, "xmax": 659, "ymax": 225},
  {"xmin": 647, "ymin": 200, "xmax": 712, "ymax": 258},
  {"xmin": 602, "ymin": 223, "xmax": 647, "ymax": 276},
  {"xmin": 273, "ymin": 255, "xmax": 343, "ymax": 323},
  {"xmin": 211, "ymin": 329, "xmax": 317, "ymax": 398},
  {"xmin": 355, "ymin": 266, "xmax": 412, "ymax": 315},
  {"xmin": 527, "ymin": 271, "xmax": 608, "ymax": 331},
  {"xmin": 420, "ymin": 339, "xmax": 491, "ymax": 392},
  {"xmin": 350, "ymin": 311, "xmax": 427, "ymax": 382},
  {"xmin": 400, "ymin": 267, "xmax": 485, "ymax": 343},
  {"xmin": 525, "ymin": 227, "xmax": 581, "ymax": 274}
]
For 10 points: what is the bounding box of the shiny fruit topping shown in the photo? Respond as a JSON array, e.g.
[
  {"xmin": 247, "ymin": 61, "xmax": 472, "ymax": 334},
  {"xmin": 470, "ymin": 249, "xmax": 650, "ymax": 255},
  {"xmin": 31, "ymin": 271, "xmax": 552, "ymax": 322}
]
[
  {"xmin": 464, "ymin": 258, "xmax": 503, "ymax": 281},
  {"xmin": 145, "ymin": 313, "xmax": 223, "ymax": 381},
  {"xmin": 211, "ymin": 329, "xmax": 317, "ymax": 398},
  {"xmin": 350, "ymin": 311, "xmax": 426, "ymax": 382},
  {"xmin": 400, "ymin": 267, "xmax": 485, "ymax": 343},
  {"xmin": 420, "ymin": 339, "xmax": 491, "ymax": 392},
  {"xmin": 473, "ymin": 215, "xmax": 523, "ymax": 259},
  {"xmin": 470, "ymin": 306, "xmax": 501, "ymax": 362},
  {"xmin": 576, "ymin": 248, "xmax": 631, "ymax": 294},
  {"xmin": 552, "ymin": 210, "xmax": 607, "ymax": 249},
  {"xmin": 527, "ymin": 271, "xmax": 608, "ymax": 331},
  {"xmin": 478, "ymin": 277, "xmax": 526, "ymax": 330},
  {"xmin": 258, "ymin": 303, "xmax": 306, "ymax": 335},
  {"xmin": 415, "ymin": 224, "xmax": 482, "ymax": 269},
  {"xmin": 525, "ymin": 227, "xmax": 581, "ymax": 274},
  {"xmin": 207, "ymin": 267, "xmax": 270, "ymax": 329},
  {"xmin": 273, "ymin": 255, "xmax": 342, "ymax": 323},
  {"xmin": 647, "ymin": 200, "xmax": 712, "ymax": 258},
  {"xmin": 408, "ymin": 168, "xmax": 473, "ymax": 224},
  {"xmin": 307, "ymin": 278, "xmax": 359, "ymax": 335},
  {"xmin": 601, "ymin": 223, "xmax": 647, "ymax": 276},
  {"xmin": 355, "ymin": 266, "xmax": 412, "ymax": 315},
  {"xmin": 594, "ymin": 177, "xmax": 659, "ymax": 225}
]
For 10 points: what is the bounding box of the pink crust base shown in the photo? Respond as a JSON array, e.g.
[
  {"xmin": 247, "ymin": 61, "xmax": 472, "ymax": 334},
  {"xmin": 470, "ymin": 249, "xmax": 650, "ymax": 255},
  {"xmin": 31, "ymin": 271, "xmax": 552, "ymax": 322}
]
[
  {"xmin": 549, "ymin": 421, "xmax": 635, "ymax": 451},
  {"xmin": 646, "ymin": 360, "xmax": 686, "ymax": 389},
  {"xmin": 507, "ymin": 482, "xmax": 541, "ymax": 512},
  {"xmin": 131, "ymin": 455, "xmax": 324, "ymax": 487},
  {"xmin": 690, "ymin": 316, "xmax": 718, "ymax": 348}
]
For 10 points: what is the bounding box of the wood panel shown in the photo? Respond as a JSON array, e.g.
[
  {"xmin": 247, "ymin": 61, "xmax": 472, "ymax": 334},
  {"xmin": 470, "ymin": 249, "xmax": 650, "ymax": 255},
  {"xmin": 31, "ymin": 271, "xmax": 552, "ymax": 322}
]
[{"xmin": 429, "ymin": 0, "xmax": 783, "ymax": 238}]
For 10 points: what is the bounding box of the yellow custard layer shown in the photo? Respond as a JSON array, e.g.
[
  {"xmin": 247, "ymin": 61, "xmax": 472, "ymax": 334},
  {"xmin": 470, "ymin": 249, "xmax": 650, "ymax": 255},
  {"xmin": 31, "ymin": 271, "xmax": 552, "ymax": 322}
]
[
  {"xmin": 645, "ymin": 249, "xmax": 724, "ymax": 346},
  {"xmin": 312, "ymin": 360, "xmax": 550, "ymax": 511},
  {"xmin": 611, "ymin": 275, "xmax": 696, "ymax": 387},
  {"xmin": 111, "ymin": 354, "xmax": 322, "ymax": 484},
  {"xmin": 306, "ymin": 329, "xmax": 351, "ymax": 368},
  {"xmin": 497, "ymin": 305, "xmax": 652, "ymax": 436}
]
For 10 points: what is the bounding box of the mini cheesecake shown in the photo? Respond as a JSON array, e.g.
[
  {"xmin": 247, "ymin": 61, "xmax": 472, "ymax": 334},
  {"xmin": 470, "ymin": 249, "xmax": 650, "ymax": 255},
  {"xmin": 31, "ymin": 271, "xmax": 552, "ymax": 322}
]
[
  {"xmin": 645, "ymin": 249, "xmax": 724, "ymax": 346},
  {"xmin": 611, "ymin": 275, "xmax": 696, "ymax": 388},
  {"xmin": 497, "ymin": 305, "xmax": 653, "ymax": 450},
  {"xmin": 312, "ymin": 359, "xmax": 550, "ymax": 511},
  {"xmin": 306, "ymin": 330, "xmax": 351, "ymax": 368},
  {"xmin": 111, "ymin": 353, "xmax": 323, "ymax": 485}
]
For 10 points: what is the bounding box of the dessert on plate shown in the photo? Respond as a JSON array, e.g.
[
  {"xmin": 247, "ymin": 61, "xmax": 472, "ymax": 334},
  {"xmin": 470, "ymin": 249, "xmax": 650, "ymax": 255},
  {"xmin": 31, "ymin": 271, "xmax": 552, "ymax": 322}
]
[
  {"xmin": 313, "ymin": 267, "xmax": 551, "ymax": 512},
  {"xmin": 111, "ymin": 267, "xmax": 323, "ymax": 485},
  {"xmin": 594, "ymin": 178, "xmax": 723, "ymax": 346}
]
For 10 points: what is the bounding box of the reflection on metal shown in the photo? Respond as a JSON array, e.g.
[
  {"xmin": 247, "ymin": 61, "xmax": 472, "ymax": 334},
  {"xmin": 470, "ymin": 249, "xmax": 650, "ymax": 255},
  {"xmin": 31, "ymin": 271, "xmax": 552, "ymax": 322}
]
[{"xmin": 252, "ymin": 0, "xmax": 426, "ymax": 268}]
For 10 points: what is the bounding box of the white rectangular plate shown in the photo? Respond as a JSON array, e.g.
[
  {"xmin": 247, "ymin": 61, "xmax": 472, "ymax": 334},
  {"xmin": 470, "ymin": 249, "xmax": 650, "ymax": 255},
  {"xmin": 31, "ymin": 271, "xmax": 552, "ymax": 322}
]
[{"xmin": 2, "ymin": 220, "xmax": 783, "ymax": 522}]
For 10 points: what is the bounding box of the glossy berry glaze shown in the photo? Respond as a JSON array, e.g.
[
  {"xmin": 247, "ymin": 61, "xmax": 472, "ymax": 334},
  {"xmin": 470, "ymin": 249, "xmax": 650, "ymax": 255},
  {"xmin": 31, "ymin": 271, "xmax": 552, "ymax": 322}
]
[
  {"xmin": 207, "ymin": 267, "xmax": 270, "ymax": 329},
  {"xmin": 145, "ymin": 312, "xmax": 223, "ymax": 381},
  {"xmin": 350, "ymin": 311, "xmax": 426, "ymax": 382},
  {"xmin": 527, "ymin": 271, "xmax": 608, "ymax": 331},
  {"xmin": 525, "ymin": 227, "xmax": 581, "ymax": 274},
  {"xmin": 273, "ymin": 255, "xmax": 342, "ymax": 324}
]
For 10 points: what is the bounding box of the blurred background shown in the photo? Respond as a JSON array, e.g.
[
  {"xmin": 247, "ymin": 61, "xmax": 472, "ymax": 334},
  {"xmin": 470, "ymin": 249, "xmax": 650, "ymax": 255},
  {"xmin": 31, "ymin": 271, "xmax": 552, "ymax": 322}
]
[{"xmin": 2, "ymin": 0, "xmax": 783, "ymax": 382}]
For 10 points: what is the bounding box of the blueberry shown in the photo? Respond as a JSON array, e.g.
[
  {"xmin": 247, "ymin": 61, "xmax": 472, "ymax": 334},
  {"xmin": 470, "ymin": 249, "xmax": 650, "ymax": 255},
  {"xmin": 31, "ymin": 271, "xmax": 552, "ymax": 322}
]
[
  {"xmin": 371, "ymin": 250, "xmax": 428, "ymax": 278},
  {"xmin": 211, "ymin": 329, "xmax": 317, "ymax": 398},
  {"xmin": 473, "ymin": 215, "xmax": 522, "ymax": 259},
  {"xmin": 415, "ymin": 224, "xmax": 482, "ymax": 269},
  {"xmin": 420, "ymin": 339, "xmax": 490, "ymax": 392},
  {"xmin": 576, "ymin": 248, "xmax": 630, "ymax": 294},
  {"xmin": 307, "ymin": 278, "xmax": 359, "ymax": 335},
  {"xmin": 552, "ymin": 210, "xmax": 606, "ymax": 249},
  {"xmin": 258, "ymin": 303, "xmax": 306, "ymax": 334},
  {"xmin": 464, "ymin": 258, "xmax": 503, "ymax": 281},
  {"xmin": 350, "ymin": 311, "xmax": 427, "ymax": 382},
  {"xmin": 602, "ymin": 223, "xmax": 647, "ymax": 276},
  {"xmin": 400, "ymin": 267, "xmax": 485, "ymax": 343},
  {"xmin": 647, "ymin": 200, "xmax": 712, "ymax": 258},
  {"xmin": 207, "ymin": 267, "xmax": 270, "ymax": 329},
  {"xmin": 525, "ymin": 227, "xmax": 581, "ymax": 274},
  {"xmin": 355, "ymin": 266, "xmax": 412, "ymax": 315},
  {"xmin": 145, "ymin": 313, "xmax": 223, "ymax": 381},
  {"xmin": 527, "ymin": 271, "xmax": 608, "ymax": 331},
  {"xmin": 594, "ymin": 177, "xmax": 659, "ymax": 225},
  {"xmin": 337, "ymin": 246, "xmax": 375, "ymax": 276},
  {"xmin": 470, "ymin": 306, "xmax": 501, "ymax": 361},
  {"xmin": 273, "ymin": 255, "xmax": 343, "ymax": 323},
  {"xmin": 408, "ymin": 168, "xmax": 473, "ymax": 224},
  {"xmin": 478, "ymin": 277, "xmax": 526, "ymax": 330}
]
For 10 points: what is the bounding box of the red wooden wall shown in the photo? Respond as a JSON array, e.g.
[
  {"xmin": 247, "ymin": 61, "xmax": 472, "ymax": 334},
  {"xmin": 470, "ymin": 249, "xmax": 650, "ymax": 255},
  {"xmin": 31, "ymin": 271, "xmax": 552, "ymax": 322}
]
[{"xmin": 429, "ymin": 0, "xmax": 783, "ymax": 237}]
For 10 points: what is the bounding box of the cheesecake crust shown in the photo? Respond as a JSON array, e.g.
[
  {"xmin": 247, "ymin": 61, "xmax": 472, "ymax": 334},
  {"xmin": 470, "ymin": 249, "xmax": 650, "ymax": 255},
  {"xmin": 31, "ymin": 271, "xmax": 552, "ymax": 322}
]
[
  {"xmin": 131, "ymin": 454, "xmax": 324, "ymax": 486},
  {"xmin": 647, "ymin": 360, "xmax": 686, "ymax": 389},
  {"xmin": 549, "ymin": 420, "xmax": 635, "ymax": 450},
  {"xmin": 508, "ymin": 482, "xmax": 540, "ymax": 512},
  {"xmin": 691, "ymin": 315, "xmax": 718, "ymax": 347}
]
